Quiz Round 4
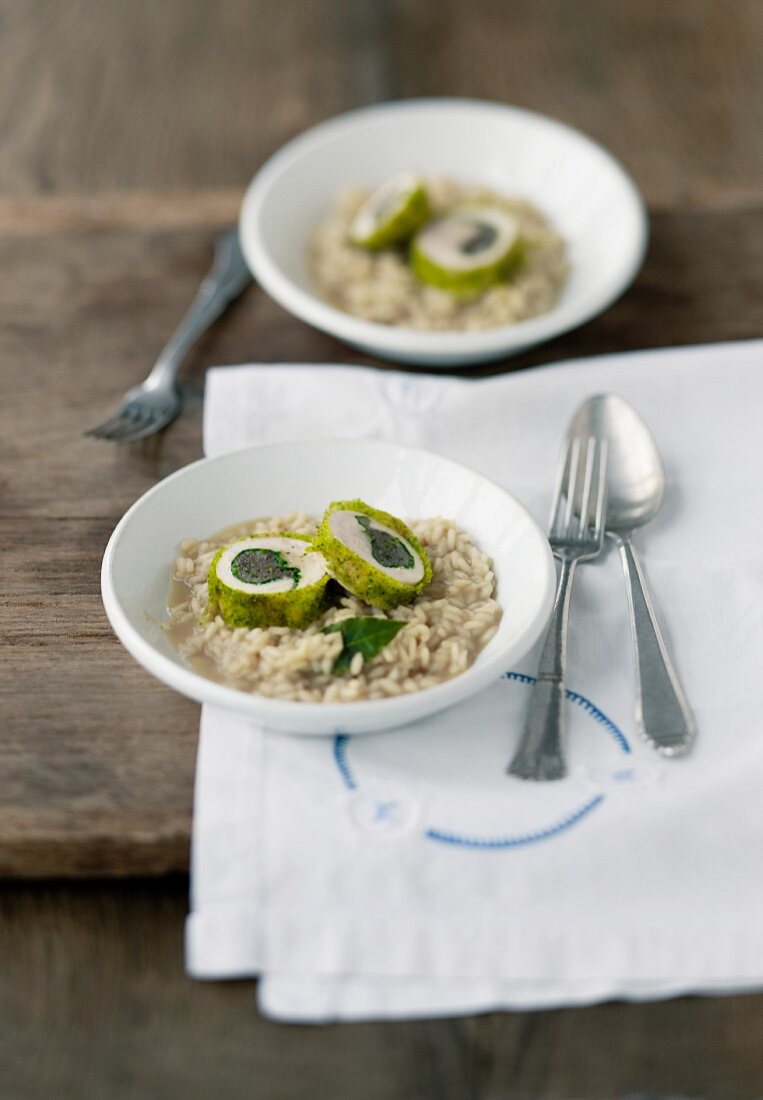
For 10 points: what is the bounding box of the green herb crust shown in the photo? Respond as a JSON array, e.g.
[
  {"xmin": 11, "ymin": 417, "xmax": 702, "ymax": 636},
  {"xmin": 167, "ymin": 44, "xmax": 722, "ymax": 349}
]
[
  {"xmin": 314, "ymin": 500, "xmax": 432, "ymax": 610},
  {"xmin": 207, "ymin": 532, "xmax": 331, "ymax": 629}
]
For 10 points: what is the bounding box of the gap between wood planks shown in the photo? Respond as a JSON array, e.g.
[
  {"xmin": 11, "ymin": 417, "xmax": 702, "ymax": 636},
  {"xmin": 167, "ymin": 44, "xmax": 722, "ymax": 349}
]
[{"xmin": 2, "ymin": 185, "xmax": 763, "ymax": 238}]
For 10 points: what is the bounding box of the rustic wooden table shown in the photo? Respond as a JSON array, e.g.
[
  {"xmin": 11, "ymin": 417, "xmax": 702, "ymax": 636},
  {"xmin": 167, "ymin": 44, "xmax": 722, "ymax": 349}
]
[{"xmin": 2, "ymin": 1, "xmax": 762, "ymax": 1095}]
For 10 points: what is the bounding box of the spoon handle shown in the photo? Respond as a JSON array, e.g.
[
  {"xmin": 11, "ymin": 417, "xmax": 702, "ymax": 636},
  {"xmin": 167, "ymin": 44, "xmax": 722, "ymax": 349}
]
[{"xmin": 617, "ymin": 536, "xmax": 695, "ymax": 755}]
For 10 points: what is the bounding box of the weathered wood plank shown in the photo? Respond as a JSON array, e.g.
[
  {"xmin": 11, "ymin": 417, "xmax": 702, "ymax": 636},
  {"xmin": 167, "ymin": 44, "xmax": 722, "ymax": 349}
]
[
  {"xmin": 0, "ymin": 880, "xmax": 761, "ymax": 1098},
  {"xmin": 1, "ymin": 0, "xmax": 763, "ymax": 206},
  {"xmin": 0, "ymin": 191, "xmax": 242, "ymax": 234},
  {"xmin": 0, "ymin": 0, "xmax": 389, "ymax": 197},
  {"xmin": 3, "ymin": 201, "xmax": 763, "ymax": 498},
  {"xmin": 392, "ymin": 0, "xmax": 763, "ymax": 208}
]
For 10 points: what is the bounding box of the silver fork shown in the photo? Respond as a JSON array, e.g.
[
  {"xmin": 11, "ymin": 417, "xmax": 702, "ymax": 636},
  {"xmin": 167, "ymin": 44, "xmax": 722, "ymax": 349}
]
[
  {"xmin": 84, "ymin": 228, "xmax": 252, "ymax": 443},
  {"xmin": 507, "ymin": 436, "xmax": 608, "ymax": 781}
]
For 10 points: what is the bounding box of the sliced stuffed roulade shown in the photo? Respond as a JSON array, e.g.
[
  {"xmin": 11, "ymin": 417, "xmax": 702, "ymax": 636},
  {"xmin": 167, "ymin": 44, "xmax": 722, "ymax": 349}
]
[
  {"xmin": 315, "ymin": 499, "xmax": 432, "ymax": 610},
  {"xmin": 208, "ymin": 533, "xmax": 331, "ymax": 629},
  {"xmin": 410, "ymin": 205, "xmax": 523, "ymax": 296},
  {"xmin": 349, "ymin": 171, "xmax": 430, "ymax": 249}
]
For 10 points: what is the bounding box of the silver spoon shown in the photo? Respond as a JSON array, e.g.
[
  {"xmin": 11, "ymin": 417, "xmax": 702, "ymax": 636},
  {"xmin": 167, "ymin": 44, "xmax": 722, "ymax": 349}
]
[{"xmin": 568, "ymin": 394, "xmax": 695, "ymax": 756}]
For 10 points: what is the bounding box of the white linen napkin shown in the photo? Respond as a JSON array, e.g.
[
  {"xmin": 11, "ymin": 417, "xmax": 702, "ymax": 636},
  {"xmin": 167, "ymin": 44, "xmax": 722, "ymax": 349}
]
[{"xmin": 187, "ymin": 339, "xmax": 763, "ymax": 1022}]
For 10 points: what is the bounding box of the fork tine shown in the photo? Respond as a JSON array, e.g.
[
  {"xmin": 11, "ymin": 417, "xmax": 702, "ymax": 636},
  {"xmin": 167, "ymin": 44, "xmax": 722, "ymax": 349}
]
[
  {"xmin": 119, "ymin": 405, "xmax": 180, "ymax": 443},
  {"xmin": 101, "ymin": 423, "xmax": 154, "ymax": 444},
  {"xmin": 86, "ymin": 421, "xmax": 133, "ymax": 440},
  {"xmin": 576, "ymin": 437, "xmax": 597, "ymax": 536},
  {"xmin": 118, "ymin": 405, "xmax": 151, "ymax": 427},
  {"xmin": 88, "ymin": 396, "xmax": 158, "ymax": 434},
  {"xmin": 109, "ymin": 413, "xmax": 166, "ymax": 444},
  {"xmin": 562, "ymin": 437, "xmax": 581, "ymax": 534},
  {"xmin": 548, "ymin": 438, "xmax": 571, "ymax": 534},
  {"xmin": 84, "ymin": 412, "xmax": 131, "ymax": 438},
  {"xmin": 89, "ymin": 415, "xmax": 138, "ymax": 441},
  {"xmin": 84, "ymin": 403, "xmax": 145, "ymax": 438},
  {"xmin": 99, "ymin": 406, "xmax": 156, "ymax": 441}
]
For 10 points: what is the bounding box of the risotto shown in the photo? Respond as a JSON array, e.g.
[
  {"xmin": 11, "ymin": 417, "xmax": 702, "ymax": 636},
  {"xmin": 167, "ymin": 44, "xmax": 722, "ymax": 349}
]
[
  {"xmin": 309, "ymin": 177, "xmax": 568, "ymax": 332},
  {"xmin": 165, "ymin": 511, "xmax": 502, "ymax": 703}
]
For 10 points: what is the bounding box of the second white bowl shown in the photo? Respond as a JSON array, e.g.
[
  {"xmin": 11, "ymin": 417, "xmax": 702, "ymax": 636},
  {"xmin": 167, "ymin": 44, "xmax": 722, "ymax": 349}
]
[{"xmin": 240, "ymin": 98, "xmax": 647, "ymax": 367}]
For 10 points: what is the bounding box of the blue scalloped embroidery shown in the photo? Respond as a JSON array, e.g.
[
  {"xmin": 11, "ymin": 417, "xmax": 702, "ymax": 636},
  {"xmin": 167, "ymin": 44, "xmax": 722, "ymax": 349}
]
[
  {"xmin": 502, "ymin": 671, "xmax": 631, "ymax": 755},
  {"xmin": 333, "ymin": 733, "xmax": 357, "ymax": 790},
  {"xmin": 332, "ymin": 672, "xmax": 629, "ymax": 850},
  {"xmin": 424, "ymin": 794, "xmax": 605, "ymax": 849}
]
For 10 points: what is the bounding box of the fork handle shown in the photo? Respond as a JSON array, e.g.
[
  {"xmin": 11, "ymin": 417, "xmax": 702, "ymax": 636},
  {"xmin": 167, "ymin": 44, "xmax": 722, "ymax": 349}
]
[
  {"xmin": 147, "ymin": 229, "xmax": 252, "ymax": 388},
  {"xmin": 508, "ymin": 558, "xmax": 577, "ymax": 781},
  {"xmin": 617, "ymin": 535, "xmax": 695, "ymax": 755}
]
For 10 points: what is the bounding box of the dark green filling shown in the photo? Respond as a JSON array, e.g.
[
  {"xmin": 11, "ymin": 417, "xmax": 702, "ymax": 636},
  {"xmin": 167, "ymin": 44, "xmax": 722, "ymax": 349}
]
[
  {"xmin": 356, "ymin": 515, "xmax": 414, "ymax": 570},
  {"xmin": 461, "ymin": 221, "xmax": 497, "ymax": 255},
  {"xmin": 231, "ymin": 548, "xmax": 301, "ymax": 589}
]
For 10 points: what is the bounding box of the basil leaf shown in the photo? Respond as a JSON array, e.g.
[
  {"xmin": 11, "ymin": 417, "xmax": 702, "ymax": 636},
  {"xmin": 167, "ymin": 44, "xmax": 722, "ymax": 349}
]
[{"xmin": 322, "ymin": 617, "xmax": 406, "ymax": 674}]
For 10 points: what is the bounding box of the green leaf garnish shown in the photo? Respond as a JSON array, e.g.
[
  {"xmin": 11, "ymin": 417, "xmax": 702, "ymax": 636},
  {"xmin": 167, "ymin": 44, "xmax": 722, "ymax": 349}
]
[{"xmin": 322, "ymin": 617, "xmax": 406, "ymax": 674}]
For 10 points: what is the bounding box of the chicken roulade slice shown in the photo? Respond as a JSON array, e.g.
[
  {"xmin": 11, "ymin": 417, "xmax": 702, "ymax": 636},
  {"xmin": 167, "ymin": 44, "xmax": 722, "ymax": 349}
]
[
  {"xmin": 411, "ymin": 205, "xmax": 523, "ymax": 296},
  {"xmin": 349, "ymin": 171, "xmax": 430, "ymax": 249},
  {"xmin": 315, "ymin": 500, "xmax": 432, "ymax": 610},
  {"xmin": 208, "ymin": 533, "xmax": 331, "ymax": 629}
]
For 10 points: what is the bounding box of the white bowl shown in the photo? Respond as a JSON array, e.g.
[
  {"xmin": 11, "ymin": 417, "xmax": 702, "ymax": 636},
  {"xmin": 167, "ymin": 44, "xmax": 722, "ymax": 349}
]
[
  {"xmin": 240, "ymin": 98, "xmax": 647, "ymax": 367},
  {"xmin": 101, "ymin": 440, "xmax": 555, "ymax": 735}
]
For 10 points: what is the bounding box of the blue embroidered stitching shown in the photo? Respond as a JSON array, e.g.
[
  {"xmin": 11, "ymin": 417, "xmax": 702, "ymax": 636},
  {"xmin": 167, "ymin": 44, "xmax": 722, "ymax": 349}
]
[
  {"xmin": 424, "ymin": 794, "xmax": 605, "ymax": 849},
  {"xmin": 333, "ymin": 733, "xmax": 357, "ymax": 790},
  {"xmin": 502, "ymin": 671, "xmax": 631, "ymax": 755},
  {"xmin": 333, "ymin": 672, "xmax": 630, "ymax": 849}
]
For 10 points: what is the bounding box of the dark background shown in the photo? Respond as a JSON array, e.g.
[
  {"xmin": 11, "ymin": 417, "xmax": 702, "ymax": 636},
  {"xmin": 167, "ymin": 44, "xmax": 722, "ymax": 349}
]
[{"xmin": 1, "ymin": 1, "xmax": 762, "ymax": 1096}]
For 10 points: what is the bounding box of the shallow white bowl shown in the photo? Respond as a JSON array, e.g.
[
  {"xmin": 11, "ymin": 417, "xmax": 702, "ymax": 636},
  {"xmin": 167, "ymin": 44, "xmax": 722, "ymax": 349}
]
[
  {"xmin": 102, "ymin": 440, "xmax": 555, "ymax": 735},
  {"xmin": 240, "ymin": 98, "xmax": 647, "ymax": 367}
]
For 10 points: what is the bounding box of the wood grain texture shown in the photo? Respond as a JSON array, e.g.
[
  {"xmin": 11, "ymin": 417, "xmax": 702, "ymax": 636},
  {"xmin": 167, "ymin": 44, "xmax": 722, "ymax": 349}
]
[
  {"xmin": 1, "ymin": 198, "xmax": 762, "ymax": 877},
  {"xmin": 1, "ymin": 0, "xmax": 763, "ymax": 206},
  {"xmin": 0, "ymin": 880, "xmax": 761, "ymax": 1099},
  {"xmin": 389, "ymin": 0, "xmax": 763, "ymax": 208},
  {"xmin": 0, "ymin": 0, "xmax": 387, "ymax": 197}
]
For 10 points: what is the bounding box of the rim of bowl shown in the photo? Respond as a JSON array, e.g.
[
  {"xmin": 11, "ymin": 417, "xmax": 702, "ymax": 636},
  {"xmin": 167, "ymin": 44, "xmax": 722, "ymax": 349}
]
[
  {"xmin": 240, "ymin": 97, "xmax": 648, "ymax": 359},
  {"xmin": 101, "ymin": 438, "xmax": 556, "ymax": 733}
]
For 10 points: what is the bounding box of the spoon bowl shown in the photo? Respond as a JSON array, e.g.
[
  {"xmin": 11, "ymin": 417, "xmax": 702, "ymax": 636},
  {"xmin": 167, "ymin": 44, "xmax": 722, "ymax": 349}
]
[{"xmin": 568, "ymin": 394, "xmax": 665, "ymax": 531}]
